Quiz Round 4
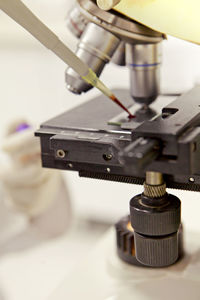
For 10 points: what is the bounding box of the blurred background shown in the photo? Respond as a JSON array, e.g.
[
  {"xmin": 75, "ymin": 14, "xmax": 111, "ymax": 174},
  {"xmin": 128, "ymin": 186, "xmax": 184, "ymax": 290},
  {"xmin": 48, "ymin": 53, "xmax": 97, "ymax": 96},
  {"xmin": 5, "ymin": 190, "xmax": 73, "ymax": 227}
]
[{"xmin": 0, "ymin": 1, "xmax": 200, "ymax": 299}]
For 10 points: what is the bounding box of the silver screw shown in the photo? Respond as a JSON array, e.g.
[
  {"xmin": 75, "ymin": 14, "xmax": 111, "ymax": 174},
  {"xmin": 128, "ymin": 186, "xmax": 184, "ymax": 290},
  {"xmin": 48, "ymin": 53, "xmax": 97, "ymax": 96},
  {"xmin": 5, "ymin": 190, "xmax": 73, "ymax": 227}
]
[
  {"xmin": 68, "ymin": 163, "xmax": 73, "ymax": 169},
  {"xmin": 189, "ymin": 177, "xmax": 195, "ymax": 183},
  {"xmin": 107, "ymin": 168, "xmax": 111, "ymax": 173},
  {"xmin": 56, "ymin": 149, "xmax": 66, "ymax": 158},
  {"xmin": 103, "ymin": 154, "xmax": 113, "ymax": 161}
]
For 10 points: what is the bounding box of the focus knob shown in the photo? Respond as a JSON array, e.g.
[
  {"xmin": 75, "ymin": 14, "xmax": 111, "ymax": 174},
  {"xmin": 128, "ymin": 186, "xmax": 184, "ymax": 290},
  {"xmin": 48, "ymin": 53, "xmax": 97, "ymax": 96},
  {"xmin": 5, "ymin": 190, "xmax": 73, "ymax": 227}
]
[
  {"xmin": 130, "ymin": 193, "xmax": 181, "ymax": 236},
  {"xmin": 115, "ymin": 215, "xmax": 183, "ymax": 267},
  {"xmin": 130, "ymin": 193, "xmax": 181, "ymax": 267}
]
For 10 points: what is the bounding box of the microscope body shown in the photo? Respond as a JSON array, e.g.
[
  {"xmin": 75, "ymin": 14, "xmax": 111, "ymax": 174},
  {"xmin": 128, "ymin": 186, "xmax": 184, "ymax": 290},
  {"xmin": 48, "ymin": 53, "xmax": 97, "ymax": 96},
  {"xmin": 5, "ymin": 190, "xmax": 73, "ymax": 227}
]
[{"xmin": 37, "ymin": 1, "xmax": 200, "ymax": 270}]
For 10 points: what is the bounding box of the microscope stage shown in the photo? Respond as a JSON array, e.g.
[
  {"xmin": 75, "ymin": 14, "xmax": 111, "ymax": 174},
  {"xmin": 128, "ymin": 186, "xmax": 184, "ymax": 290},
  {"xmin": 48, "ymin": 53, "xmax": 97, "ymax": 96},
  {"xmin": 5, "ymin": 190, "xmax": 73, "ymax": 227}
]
[{"xmin": 36, "ymin": 88, "xmax": 200, "ymax": 192}]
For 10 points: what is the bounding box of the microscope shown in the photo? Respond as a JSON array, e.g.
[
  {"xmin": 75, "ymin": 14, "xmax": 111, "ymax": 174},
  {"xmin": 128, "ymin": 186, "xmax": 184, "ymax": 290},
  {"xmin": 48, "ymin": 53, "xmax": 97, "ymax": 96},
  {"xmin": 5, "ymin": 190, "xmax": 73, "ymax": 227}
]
[
  {"xmin": 1, "ymin": 0, "xmax": 200, "ymax": 298},
  {"xmin": 36, "ymin": 0, "xmax": 200, "ymax": 271}
]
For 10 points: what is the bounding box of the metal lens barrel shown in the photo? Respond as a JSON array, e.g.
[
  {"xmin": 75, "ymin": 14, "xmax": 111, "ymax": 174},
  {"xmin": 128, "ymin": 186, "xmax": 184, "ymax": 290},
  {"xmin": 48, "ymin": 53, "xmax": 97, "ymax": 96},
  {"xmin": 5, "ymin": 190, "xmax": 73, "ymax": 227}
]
[
  {"xmin": 65, "ymin": 22, "xmax": 120, "ymax": 94},
  {"xmin": 126, "ymin": 43, "xmax": 162, "ymax": 105}
]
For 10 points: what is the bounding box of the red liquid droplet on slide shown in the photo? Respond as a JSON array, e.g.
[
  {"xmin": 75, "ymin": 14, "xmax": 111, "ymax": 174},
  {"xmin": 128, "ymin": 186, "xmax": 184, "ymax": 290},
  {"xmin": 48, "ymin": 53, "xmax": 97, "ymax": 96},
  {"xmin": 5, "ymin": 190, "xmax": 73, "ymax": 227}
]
[{"xmin": 110, "ymin": 94, "xmax": 135, "ymax": 119}]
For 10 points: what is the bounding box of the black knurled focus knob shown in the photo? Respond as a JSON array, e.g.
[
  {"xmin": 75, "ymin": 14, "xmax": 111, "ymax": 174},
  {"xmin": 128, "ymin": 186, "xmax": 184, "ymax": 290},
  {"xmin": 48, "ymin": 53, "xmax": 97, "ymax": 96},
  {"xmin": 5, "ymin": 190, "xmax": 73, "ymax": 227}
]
[
  {"xmin": 134, "ymin": 232, "xmax": 178, "ymax": 267},
  {"xmin": 130, "ymin": 193, "xmax": 181, "ymax": 267},
  {"xmin": 115, "ymin": 215, "xmax": 184, "ymax": 267},
  {"xmin": 130, "ymin": 193, "xmax": 181, "ymax": 236}
]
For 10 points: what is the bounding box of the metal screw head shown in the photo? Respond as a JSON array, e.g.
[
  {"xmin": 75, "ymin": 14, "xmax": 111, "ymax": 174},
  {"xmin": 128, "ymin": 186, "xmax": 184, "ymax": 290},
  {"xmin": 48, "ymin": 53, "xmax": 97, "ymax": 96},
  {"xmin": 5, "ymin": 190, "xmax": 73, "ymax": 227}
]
[
  {"xmin": 189, "ymin": 177, "xmax": 195, "ymax": 183},
  {"xmin": 56, "ymin": 149, "xmax": 66, "ymax": 158},
  {"xmin": 68, "ymin": 163, "xmax": 73, "ymax": 169},
  {"xmin": 103, "ymin": 154, "xmax": 113, "ymax": 161},
  {"xmin": 107, "ymin": 168, "xmax": 111, "ymax": 173}
]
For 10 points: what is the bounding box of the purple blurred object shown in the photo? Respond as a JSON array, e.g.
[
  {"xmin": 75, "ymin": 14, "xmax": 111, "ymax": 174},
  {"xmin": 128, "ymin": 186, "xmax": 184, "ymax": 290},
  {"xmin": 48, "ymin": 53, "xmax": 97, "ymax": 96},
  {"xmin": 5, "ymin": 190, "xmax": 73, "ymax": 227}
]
[{"xmin": 15, "ymin": 123, "xmax": 31, "ymax": 133}]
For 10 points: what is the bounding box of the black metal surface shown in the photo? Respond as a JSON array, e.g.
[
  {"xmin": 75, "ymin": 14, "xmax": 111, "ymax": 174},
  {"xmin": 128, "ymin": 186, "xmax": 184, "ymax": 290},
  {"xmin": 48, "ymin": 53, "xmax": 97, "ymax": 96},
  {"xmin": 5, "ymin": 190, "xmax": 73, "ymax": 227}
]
[
  {"xmin": 79, "ymin": 171, "xmax": 144, "ymax": 185},
  {"xmin": 39, "ymin": 89, "xmax": 133, "ymax": 133},
  {"xmin": 119, "ymin": 137, "xmax": 160, "ymax": 170},
  {"xmin": 79, "ymin": 171, "xmax": 200, "ymax": 191},
  {"xmin": 35, "ymin": 87, "xmax": 200, "ymax": 191},
  {"xmin": 133, "ymin": 87, "xmax": 200, "ymax": 142},
  {"xmin": 120, "ymin": 87, "xmax": 200, "ymax": 176}
]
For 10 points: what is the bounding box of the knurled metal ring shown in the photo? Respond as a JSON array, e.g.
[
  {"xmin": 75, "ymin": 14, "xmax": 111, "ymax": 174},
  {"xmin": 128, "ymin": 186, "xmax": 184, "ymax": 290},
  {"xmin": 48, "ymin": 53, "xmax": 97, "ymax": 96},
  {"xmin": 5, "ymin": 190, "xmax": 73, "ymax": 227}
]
[{"xmin": 144, "ymin": 182, "xmax": 166, "ymax": 198}]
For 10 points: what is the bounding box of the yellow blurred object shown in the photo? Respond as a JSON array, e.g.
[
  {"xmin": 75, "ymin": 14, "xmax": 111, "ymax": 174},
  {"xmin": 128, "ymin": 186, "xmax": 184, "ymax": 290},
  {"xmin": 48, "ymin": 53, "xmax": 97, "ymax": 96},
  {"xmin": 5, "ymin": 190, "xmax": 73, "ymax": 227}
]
[{"xmin": 114, "ymin": 0, "xmax": 200, "ymax": 44}]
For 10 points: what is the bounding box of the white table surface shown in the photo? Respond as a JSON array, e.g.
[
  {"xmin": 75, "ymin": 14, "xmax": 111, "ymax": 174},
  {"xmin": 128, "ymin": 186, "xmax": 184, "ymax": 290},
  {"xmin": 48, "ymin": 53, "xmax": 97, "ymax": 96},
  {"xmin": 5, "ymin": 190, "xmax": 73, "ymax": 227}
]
[{"xmin": 49, "ymin": 227, "xmax": 200, "ymax": 300}]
